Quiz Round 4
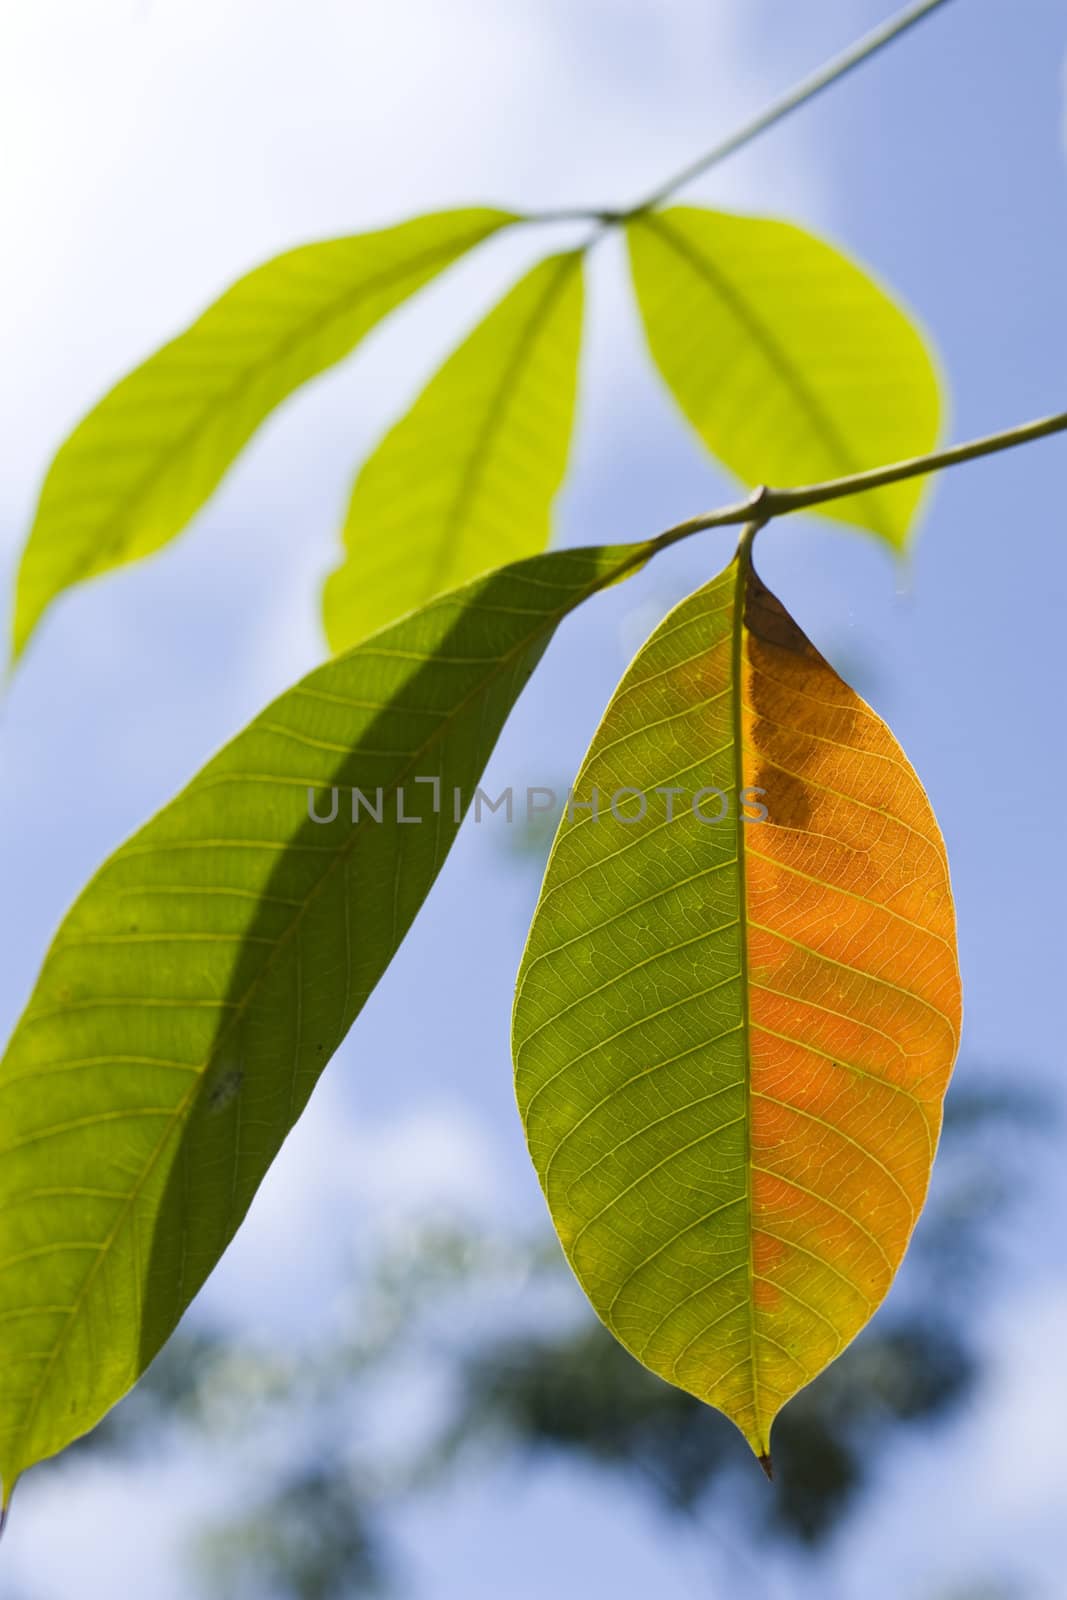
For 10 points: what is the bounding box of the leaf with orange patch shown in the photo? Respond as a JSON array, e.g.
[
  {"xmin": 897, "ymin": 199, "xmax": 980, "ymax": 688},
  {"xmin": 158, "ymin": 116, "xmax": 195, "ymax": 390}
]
[{"xmin": 512, "ymin": 534, "xmax": 961, "ymax": 1465}]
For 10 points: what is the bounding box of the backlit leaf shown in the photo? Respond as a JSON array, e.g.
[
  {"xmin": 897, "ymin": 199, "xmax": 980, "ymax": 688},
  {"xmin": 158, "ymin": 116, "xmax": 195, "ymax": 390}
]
[
  {"xmin": 323, "ymin": 251, "xmax": 583, "ymax": 652},
  {"xmin": 627, "ymin": 207, "xmax": 942, "ymax": 549},
  {"xmin": 513, "ymin": 537, "xmax": 961, "ymax": 1465},
  {"xmin": 0, "ymin": 538, "xmax": 652, "ymax": 1498},
  {"xmin": 12, "ymin": 208, "xmax": 515, "ymax": 663}
]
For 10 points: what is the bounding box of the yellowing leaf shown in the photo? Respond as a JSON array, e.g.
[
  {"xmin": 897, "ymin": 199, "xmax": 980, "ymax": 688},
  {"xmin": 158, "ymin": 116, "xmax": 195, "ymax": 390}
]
[
  {"xmin": 513, "ymin": 539, "xmax": 961, "ymax": 1465},
  {"xmin": 12, "ymin": 208, "xmax": 515, "ymax": 663},
  {"xmin": 323, "ymin": 251, "xmax": 584, "ymax": 652},
  {"xmin": 0, "ymin": 539, "xmax": 652, "ymax": 1498},
  {"xmin": 627, "ymin": 207, "xmax": 943, "ymax": 549}
]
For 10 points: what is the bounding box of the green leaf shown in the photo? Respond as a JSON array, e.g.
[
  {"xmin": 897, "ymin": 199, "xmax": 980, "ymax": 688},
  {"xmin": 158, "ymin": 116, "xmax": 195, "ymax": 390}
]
[
  {"xmin": 12, "ymin": 208, "xmax": 516, "ymax": 664},
  {"xmin": 627, "ymin": 207, "xmax": 943, "ymax": 549},
  {"xmin": 0, "ymin": 538, "xmax": 652, "ymax": 1497},
  {"xmin": 514, "ymin": 543, "xmax": 960, "ymax": 1464},
  {"xmin": 323, "ymin": 251, "xmax": 584, "ymax": 653}
]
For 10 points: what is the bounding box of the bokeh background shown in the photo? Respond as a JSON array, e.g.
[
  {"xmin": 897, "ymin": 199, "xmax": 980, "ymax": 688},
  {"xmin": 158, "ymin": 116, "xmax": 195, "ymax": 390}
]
[{"xmin": 2, "ymin": 1, "xmax": 1067, "ymax": 1595}]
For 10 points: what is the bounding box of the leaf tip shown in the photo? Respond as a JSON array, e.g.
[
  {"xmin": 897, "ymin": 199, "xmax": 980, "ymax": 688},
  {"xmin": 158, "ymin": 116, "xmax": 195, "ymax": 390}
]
[
  {"xmin": 757, "ymin": 1450, "xmax": 774, "ymax": 1482},
  {"xmin": 8, "ymin": 585, "xmax": 43, "ymax": 676},
  {"xmin": 0, "ymin": 1475, "xmax": 18, "ymax": 1543}
]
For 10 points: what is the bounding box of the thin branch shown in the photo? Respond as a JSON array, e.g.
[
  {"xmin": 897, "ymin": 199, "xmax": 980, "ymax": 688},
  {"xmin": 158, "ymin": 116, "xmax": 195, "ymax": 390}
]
[
  {"xmin": 647, "ymin": 407, "xmax": 1067, "ymax": 555},
  {"xmin": 622, "ymin": 0, "xmax": 957, "ymax": 217},
  {"xmin": 525, "ymin": 0, "xmax": 956, "ymax": 229}
]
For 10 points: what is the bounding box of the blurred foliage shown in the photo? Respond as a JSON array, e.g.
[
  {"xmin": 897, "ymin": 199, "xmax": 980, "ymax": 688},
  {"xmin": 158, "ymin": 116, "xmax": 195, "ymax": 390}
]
[
  {"xmin": 199, "ymin": 1465, "xmax": 387, "ymax": 1600},
  {"xmin": 53, "ymin": 1072, "xmax": 1047, "ymax": 1598}
]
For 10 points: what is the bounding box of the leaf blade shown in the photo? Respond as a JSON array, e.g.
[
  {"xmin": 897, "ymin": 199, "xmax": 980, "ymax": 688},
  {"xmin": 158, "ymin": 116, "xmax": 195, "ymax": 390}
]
[
  {"xmin": 0, "ymin": 538, "xmax": 650, "ymax": 1495},
  {"xmin": 324, "ymin": 250, "xmax": 584, "ymax": 651},
  {"xmin": 13, "ymin": 208, "xmax": 516, "ymax": 662},
  {"xmin": 513, "ymin": 545, "xmax": 960, "ymax": 1458},
  {"xmin": 627, "ymin": 207, "xmax": 943, "ymax": 549}
]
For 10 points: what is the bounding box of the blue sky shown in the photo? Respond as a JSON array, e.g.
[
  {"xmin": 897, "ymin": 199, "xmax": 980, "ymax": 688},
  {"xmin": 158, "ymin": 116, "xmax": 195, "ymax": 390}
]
[{"xmin": 1, "ymin": 1, "xmax": 1067, "ymax": 1595}]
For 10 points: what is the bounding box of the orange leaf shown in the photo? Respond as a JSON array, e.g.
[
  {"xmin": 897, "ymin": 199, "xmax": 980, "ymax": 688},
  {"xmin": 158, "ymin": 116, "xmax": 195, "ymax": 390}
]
[{"xmin": 513, "ymin": 535, "xmax": 961, "ymax": 1464}]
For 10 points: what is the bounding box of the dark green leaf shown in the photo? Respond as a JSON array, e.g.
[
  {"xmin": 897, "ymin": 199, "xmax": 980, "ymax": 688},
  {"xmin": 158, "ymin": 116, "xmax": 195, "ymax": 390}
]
[{"xmin": 0, "ymin": 539, "xmax": 650, "ymax": 1496}]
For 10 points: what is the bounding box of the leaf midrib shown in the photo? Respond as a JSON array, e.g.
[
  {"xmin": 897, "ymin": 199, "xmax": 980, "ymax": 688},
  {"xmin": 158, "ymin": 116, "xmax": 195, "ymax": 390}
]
[
  {"xmin": 421, "ymin": 252, "xmax": 580, "ymax": 604},
  {"xmin": 729, "ymin": 544, "xmax": 764, "ymax": 1452}
]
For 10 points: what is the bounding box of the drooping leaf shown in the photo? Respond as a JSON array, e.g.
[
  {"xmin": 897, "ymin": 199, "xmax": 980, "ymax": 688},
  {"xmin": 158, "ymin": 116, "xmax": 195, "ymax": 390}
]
[
  {"xmin": 513, "ymin": 537, "xmax": 961, "ymax": 1465},
  {"xmin": 12, "ymin": 208, "xmax": 516, "ymax": 663},
  {"xmin": 323, "ymin": 251, "xmax": 584, "ymax": 652},
  {"xmin": 0, "ymin": 538, "xmax": 653, "ymax": 1497},
  {"xmin": 627, "ymin": 207, "xmax": 942, "ymax": 549}
]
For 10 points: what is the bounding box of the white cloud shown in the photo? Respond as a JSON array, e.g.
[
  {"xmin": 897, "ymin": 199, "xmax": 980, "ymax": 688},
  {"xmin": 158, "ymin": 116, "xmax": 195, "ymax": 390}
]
[{"xmin": 195, "ymin": 1075, "xmax": 505, "ymax": 1335}]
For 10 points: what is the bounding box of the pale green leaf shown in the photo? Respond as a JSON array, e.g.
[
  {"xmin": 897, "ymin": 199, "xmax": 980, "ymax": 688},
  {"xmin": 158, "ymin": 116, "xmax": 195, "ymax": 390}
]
[
  {"xmin": 0, "ymin": 538, "xmax": 652, "ymax": 1497},
  {"xmin": 627, "ymin": 207, "xmax": 943, "ymax": 548},
  {"xmin": 12, "ymin": 208, "xmax": 516, "ymax": 663},
  {"xmin": 323, "ymin": 251, "xmax": 584, "ymax": 652}
]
